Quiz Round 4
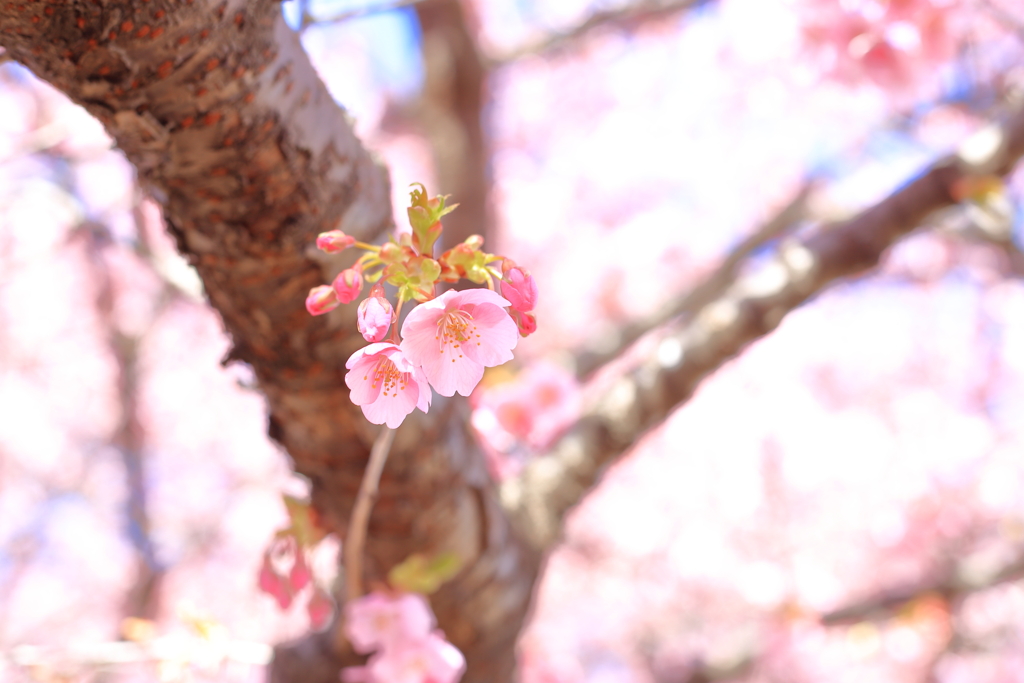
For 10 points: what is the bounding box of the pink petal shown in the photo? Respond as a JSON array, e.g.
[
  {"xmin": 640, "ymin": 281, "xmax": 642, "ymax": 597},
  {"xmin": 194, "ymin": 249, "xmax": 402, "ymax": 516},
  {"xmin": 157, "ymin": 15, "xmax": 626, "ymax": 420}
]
[
  {"xmin": 418, "ymin": 346, "xmax": 485, "ymax": 397},
  {"xmin": 289, "ymin": 552, "xmax": 312, "ymax": 592},
  {"xmin": 448, "ymin": 288, "xmax": 510, "ymax": 309},
  {"xmin": 345, "ymin": 354, "xmax": 384, "ymax": 406},
  {"xmin": 344, "ymin": 592, "xmax": 435, "ymax": 654},
  {"xmin": 360, "ymin": 382, "xmax": 419, "ymax": 428},
  {"xmin": 460, "ymin": 304, "xmax": 517, "ymax": 367}
]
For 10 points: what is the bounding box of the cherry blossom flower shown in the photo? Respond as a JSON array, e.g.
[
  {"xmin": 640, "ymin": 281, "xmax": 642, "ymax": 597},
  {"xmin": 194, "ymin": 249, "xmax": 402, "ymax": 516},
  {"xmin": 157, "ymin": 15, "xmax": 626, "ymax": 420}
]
[
  {"xmin": 306, "ymin": 285, "xmax": 340, "ymax": 316},
  {"xmin": 366, "ymin": 631, "xmax": 466, "ymax": 683},
  {"xmin": 344, "ymin": 592, "xmax": 435, "ymax": 654},
  {"xmin": 500, "ymin": 267, "xmax": 538, "ymax": 312},
  {"xmin": 333, "ymin": 268, "xmax": 364, "ymax": 303},
  {"xmin": 317, "ymin": 230, "xmax": 356, "ymax": 253},
  {"xmin": 345, "ymin": 343, "xmax": 431, "ymax": 428},
  {"xmin": 400, "ymin": 289, "xmax": 518, "ymax": 397},
  {"xmin": 358, "ymin": 285, "xmax": 394, "ymax": 343}
]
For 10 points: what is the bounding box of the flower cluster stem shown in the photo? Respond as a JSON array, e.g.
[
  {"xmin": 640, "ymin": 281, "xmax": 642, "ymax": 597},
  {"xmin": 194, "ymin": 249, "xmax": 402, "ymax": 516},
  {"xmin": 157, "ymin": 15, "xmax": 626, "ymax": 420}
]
[{"xmin": 344, "ymin": 426, "xmax": 397, "ymax": 606}]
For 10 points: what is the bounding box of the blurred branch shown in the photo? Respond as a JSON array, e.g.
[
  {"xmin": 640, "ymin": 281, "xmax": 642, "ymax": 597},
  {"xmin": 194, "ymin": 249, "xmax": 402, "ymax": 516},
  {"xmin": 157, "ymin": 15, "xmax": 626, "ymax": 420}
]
[
  {"xmin": 488, "ymin": 0, "xmax": 710, "ymax": 66},
  {"xmin": 79, "ymin": 217, "xmax": 166, "ymax": 623},
  {"xmin": 574, "ymin": 181, "xmax": 814, "ymax": 378},
  {"xmin": 299, "ymin": 0, "xmax": 429, "ymax": 30},
  {"xmin": 501, "ymin": 104, "xmax": 1024, "ymax": 549},
  {"xmin": 977, "ymin": 0, "xmax": 1024, "ymax": 41},
  {"xmin": 414, "ymin": 0, "xmax": 492, "ymax": 251},
  {"xmin": 821, "ymin": 545, "xmax": 1024, "ymax": 625}
]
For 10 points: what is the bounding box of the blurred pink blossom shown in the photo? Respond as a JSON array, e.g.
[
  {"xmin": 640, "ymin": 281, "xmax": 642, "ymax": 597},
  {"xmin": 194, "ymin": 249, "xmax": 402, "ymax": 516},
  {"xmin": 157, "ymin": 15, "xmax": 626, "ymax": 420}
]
[
  {"xmin": 343, "ymin": 592, "xmax": 435, "ymax": 654},
  {"xmin": 366, "ymin": 631, "xmax": 466, "ymax": 683},
  {"xmin": 472, "ymin": 360, "xmax": 582, "ymax": 459}
]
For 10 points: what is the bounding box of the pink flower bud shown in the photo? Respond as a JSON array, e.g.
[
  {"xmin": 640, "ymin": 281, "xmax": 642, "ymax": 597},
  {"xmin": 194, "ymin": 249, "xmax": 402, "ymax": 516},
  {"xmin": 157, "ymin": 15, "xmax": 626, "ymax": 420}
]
[
  {"xmin": 500, "ymin": 267, "xmax": 538, "ymax": 312},
  {"xmin": 511, "ymin": 310, "xmax": 537, "ymax": 337},
  {"xmin": 289, "ymin": 551, "xmax": 312, "ymax": 592},
  {"xmin": 307, "ymin": 588, "xmax": 335, "ymax": 630},
  {"xmin": 258, "ymin": 553, "xmax": 294, "ymax": 610},
  {"xmin": 316, "ymin": 230, "xmax": 355, "ymax": 253},
  {"xmin": 357, "ymin": 285, "xmax": 394, "ymax": 343},
  {"xmin": 306, "ymin": 285, "xmax": 340, "ymax": 316},
  {"xmin": 332, "ymin": 268, "xmax": 364, "ymax": 304}
]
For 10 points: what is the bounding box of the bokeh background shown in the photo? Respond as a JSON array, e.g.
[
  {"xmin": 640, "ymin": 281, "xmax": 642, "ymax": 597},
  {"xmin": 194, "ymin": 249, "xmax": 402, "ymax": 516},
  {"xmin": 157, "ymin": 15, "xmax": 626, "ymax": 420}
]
[{"xmin": 4, "ymin": 0, "xmax": 1024, "ymax": 681}]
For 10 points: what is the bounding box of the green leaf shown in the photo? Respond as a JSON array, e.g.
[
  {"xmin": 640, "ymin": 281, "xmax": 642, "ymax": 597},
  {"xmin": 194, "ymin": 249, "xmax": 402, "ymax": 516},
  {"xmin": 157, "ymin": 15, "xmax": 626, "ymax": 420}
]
[
  {"xmin": 282, "ymin": 495, "xmax": 327, "ymax": 548},
  {"xmin": 388, "ymin": 552, "xmax": 464, "ymax": 595}
]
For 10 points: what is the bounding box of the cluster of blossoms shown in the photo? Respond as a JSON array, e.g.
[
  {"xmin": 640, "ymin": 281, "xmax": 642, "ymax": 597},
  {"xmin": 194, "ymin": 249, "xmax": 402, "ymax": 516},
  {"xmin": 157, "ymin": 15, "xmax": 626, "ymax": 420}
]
[
  {"xmin": 306, "ymin": 184, "xmax": 539, "ymax": 428},
  {"xmin": 341, "ymin": 592, "xmax": 465, "ymax": 683}
]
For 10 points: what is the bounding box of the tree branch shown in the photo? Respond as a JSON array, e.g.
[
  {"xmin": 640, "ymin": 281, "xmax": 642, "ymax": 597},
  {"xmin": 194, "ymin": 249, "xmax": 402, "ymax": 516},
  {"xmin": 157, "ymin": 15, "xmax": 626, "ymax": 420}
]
[
  {"xmin": 488, "ymin": 0, "xmax": 710, "ymax": 66},
  {"xmin": 574, "ymin": 181, "xmax": 814, "ymax": 378},
  {"xmin": 821, "ymin": 545, "xmax": 1024, "ymax": 625},
  {"xmin": 299, "ymin": 0, "xmax": 429, "ymax": 31},
  {"xmin": 501, "ymin": 108, "xmax": 1024, "ymax": 549},
  {"xmin": 414, "ymin": 0, "xmax": 493, "ymax": 251}
]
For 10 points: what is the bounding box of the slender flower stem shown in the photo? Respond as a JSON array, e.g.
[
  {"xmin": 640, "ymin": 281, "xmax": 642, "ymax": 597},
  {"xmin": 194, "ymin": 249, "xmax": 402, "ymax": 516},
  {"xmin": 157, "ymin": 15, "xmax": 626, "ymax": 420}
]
[{"xmin": 344, "ymin": 426, "xmax": 397, "ymax": 605}]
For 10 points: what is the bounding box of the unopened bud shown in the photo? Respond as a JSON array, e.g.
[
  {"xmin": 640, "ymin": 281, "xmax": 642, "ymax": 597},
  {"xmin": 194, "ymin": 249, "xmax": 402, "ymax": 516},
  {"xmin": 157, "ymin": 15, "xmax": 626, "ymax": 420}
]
[
  {"xmin": 512, "ymin": 310, "xmax": 537, "ymax": 336},
  {"xmin": 500, "ymin": 267, "xmax": 538, "ymax": 312},
  {"xmin": 258, "ymin": 553, "xmax": 294, "ymax": 610},
  {"xmin": 357, "ymin": 285, "xmax": 394, "ymax": 342},
  {"xmin": 333, "ymin": 268, "xmax": 364, "ymax": 304},
  {"xmin": 307, "ymin": 588, "xmax": 335, "ymax": 630},
  {"xmin": 316, "ymin": 230, "xmax": 355, "ymax": 253},
  {"xmin": 289, "ymin": 551, "xmax": 312, "ymax": 592},
  {"xmin": 463, "ymin": 235, "xmax": 484, "ymax": 250},
  {"xmin": 306, "ymin": 285, "xmax": 340, "ymax": 316}
]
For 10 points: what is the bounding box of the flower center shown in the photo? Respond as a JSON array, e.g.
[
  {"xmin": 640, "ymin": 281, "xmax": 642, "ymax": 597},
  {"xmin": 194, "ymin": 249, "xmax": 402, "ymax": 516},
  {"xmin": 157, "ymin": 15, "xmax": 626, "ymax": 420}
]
[
  {"xmin": 436, "ymin": 309, "xmax": 481, "ymax": 360},
  {"xmin": 369, "ymin": 356, "xmax": 408, "ymax": 397}
]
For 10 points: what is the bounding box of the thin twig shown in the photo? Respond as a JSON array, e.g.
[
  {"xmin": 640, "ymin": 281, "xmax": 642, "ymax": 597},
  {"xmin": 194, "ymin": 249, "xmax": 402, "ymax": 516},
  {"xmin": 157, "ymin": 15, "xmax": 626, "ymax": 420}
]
[
  {"xmin": 574, "ymin": 180, "xmax": 814, "ymax": 378},
  {"xmin": 821, "ymin": 546, "xmax": 1024, "ymax": 625},
  {"xmin": 487, "ymin": 0, "xmax": 709, "ymax": 67},
  {"xmin": 300, "ymin": 0, "xmax": 429, "ymax": 31},
  {"xmin": 976, "ymin": 0, "xmax": 1024, "ymax": 42},
  {"xmin": 343, "ymin": 426, "xmax": 397, "ymax": 605}
]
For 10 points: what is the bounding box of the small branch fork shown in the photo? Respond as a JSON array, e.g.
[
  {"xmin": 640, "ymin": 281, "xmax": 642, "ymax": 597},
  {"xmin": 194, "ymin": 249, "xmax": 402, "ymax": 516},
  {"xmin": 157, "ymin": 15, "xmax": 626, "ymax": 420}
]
[{"xmin": 343, "ymin": 426, "xmax": 397, "ymax": 605}]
